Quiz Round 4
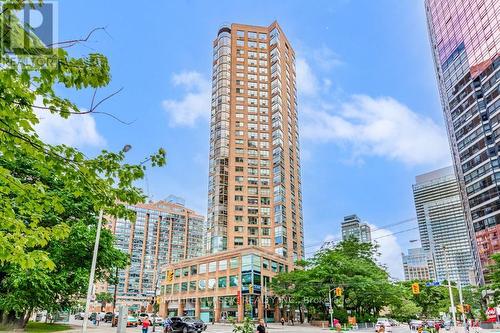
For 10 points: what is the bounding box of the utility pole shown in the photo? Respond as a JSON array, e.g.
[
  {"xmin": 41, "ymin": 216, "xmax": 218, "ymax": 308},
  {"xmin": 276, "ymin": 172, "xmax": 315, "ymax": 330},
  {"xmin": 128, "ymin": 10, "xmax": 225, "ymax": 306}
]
[{"xmin": 82, "ymin": 209, "xmax": 104, "ymax": 333}]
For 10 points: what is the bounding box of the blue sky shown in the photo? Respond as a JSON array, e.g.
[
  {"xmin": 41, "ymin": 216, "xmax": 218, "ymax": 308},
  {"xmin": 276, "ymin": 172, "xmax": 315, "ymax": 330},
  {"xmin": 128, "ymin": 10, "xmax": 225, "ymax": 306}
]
[{"xmin": 37, "ymin": 0, "xmax": 453, "ymax": 278}]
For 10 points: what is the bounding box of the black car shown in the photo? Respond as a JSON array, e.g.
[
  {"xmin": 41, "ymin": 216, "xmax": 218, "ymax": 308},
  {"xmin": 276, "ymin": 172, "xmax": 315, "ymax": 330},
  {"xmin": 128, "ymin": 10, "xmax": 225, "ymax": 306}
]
[
  {"xmin": 183, "ymin": 317, "xmax": 207, "ymax": 332},
  {"xmin": 104, "ymin": 312, "xmax": 114, "ymax": 323},
  {"xmin": 170, "ymin": 316, "xmax": 206, "ymax": 333}
]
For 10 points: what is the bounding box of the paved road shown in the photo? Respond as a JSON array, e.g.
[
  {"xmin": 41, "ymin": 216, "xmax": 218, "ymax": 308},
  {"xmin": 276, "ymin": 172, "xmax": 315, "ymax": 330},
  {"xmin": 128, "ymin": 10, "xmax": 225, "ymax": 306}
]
[{"xmin": 66, "ymin": 320, "xmax": 413, "ymax": 333}]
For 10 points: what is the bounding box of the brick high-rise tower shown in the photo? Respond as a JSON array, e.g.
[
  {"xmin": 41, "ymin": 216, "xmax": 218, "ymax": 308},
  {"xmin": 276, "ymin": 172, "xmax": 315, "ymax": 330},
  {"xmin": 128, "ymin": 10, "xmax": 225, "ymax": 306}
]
[{"xmin": 207, "ymin": 22, "xmax": 304, "ymax": 264}]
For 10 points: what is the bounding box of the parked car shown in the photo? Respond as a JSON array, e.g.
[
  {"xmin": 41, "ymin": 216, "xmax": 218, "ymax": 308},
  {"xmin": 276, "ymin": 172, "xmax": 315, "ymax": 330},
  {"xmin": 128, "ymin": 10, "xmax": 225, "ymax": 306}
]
[
  {"xmin": 103, "ymin": 312, "xmax": 114, "ymax": 323},
  {"xmin": 409, "ymin": 320, "xmax": 423, "ymax": 330},
  {"xmin": 375, "ymin": 318, "xmax": 392, "ymax": 332},
  {"xmin": 183, "ymin": 317, "xmax": 207, "ymax": 332},
  {"xmin": 127, "ymin": 316, "xmax": 139, "ymax": 327},
  {"xmin": 74, "ymin": 312, "xmax": 85, "ymax": 320},
  {"xmin": 170, "ymin": 316, "xmax": 200, "ymax": 333}
]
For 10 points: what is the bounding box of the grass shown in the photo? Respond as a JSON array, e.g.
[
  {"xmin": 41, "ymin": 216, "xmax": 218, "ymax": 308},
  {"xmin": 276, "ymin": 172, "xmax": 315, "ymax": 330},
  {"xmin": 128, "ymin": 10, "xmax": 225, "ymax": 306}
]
[{"xmin": 24, "ymin": 322, "xmax": 72, "ymax": 332}]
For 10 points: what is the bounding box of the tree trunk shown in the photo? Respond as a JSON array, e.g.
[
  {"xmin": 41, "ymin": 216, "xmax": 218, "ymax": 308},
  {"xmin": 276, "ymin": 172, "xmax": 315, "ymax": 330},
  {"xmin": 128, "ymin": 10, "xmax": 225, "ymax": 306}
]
[{"xmin": 0, "ymin": 310, "xmax": 27, "ymax": 330}]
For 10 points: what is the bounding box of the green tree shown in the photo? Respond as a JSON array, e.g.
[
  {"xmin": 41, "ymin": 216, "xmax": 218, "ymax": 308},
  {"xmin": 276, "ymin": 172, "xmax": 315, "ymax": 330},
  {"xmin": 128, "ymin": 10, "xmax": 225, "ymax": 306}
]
[
  {"xmin": 271, "ymin": 238, "xmax": 399, "ymax": 322},
  {"xmin": 231, "ymin": 317, "xmax": 254, "ymax": 333},
  {"xmin": 96, "ymin": 292, "xmax": 114, "ymax": 312},
  {"xmin": 0, "ymin": 0, "xmax": 166, "ymax": 329}
]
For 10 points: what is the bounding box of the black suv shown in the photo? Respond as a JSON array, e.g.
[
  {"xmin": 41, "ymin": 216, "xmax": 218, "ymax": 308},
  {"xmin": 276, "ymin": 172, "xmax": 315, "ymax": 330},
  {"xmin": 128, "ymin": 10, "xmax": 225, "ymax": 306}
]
[{"xmin": 170, "ymin": 316, "xmax": 206, "ymax": 333}]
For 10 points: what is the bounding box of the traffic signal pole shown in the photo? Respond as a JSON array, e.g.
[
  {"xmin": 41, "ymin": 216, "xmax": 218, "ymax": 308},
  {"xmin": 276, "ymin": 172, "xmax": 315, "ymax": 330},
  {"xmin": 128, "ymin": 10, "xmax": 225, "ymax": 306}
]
[{"xmin": 328, "ymin": 288, "xmax": 334, "ymax": 329}]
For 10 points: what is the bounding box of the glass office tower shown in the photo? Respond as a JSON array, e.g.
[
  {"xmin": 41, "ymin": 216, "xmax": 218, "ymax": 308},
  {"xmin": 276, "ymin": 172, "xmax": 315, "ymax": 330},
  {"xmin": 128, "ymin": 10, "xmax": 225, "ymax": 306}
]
[{"xmin": 425, "ymin": 0, "xmax": 500, "ymax": 283}]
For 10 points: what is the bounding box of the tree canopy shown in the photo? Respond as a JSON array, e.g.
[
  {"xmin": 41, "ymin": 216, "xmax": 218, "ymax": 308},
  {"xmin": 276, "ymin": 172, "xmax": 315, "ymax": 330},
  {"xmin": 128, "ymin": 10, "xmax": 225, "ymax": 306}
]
[
  {"xmin": 270, "ymin": 238, "xmax": 399, "ymax": 322},
  {"xmin": 0, "ymin": 0, "xmax": 165, "ymax": 328}
]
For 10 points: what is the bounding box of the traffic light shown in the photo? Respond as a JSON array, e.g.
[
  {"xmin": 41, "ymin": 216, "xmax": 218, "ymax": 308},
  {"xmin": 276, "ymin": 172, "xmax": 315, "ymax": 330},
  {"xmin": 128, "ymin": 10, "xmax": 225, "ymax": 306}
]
[
  {"xmin": 411, "ymin": 283, "xmax": 420, "ymax": 295},
  {"xmin": 335, "ymin": 287, "xmax": 343, "ymax": 297},
  {"xmin": 167, "ymin": 270, "xmax": 174, "ymax": 283},
  {"xmin": 457, "ymin": 305, "xmax": 464, "ymax": 313},
  {"xmin": 464, "ymin": 304, "xmax": 471, "ymax": 313},
  {"xmin": 249, "ymin": 284, "xmax": 254, "ymax": 294}
]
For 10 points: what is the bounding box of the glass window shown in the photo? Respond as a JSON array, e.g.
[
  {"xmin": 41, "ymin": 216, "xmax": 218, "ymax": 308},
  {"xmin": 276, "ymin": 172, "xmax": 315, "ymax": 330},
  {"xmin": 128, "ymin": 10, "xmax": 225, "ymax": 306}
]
[
  {"xmin": 182, "ymin": 267, "xmax": 189, "ymax": 277},
  {"xmin": 174, "ymin": 269, "xmax": 181, "ymax": 277},
  {"xmin": 190, "ymin": 265, "xmax": 197, "ymax": 275},
  {"xmin": 230, "ymin": 257, "xmax": 239, "ymax": 269},
  {"xmin": 189, "ymin": 281, "xmax": 196, "ymax": 291},
  {"xmin": 181, "ymin": 282, "xmax": 188, "ymax": 292},
  {"xmin": 209, "ymin": 261, "xmax": 217, "ymax": 273},
  {"xmin": 199, "ymin": 263, "xmax": 207, "ymax": 274},
  {"xmin": 248, "ymin": 31, "xmax": 257, "ymax": 39},
  {"xmin": 208, "ymin": 278, "xmax": 216, "ymax": 290},
  {"xmin": 219, "ymin": 260, "xmax": 228, "ymax": 271},
  {"xmin": 241, "ymin": 272, "xmax": 252, "ymax": 286},
  {"xmin": 237, "ymin": 30, "xmax": 245, "ymax": 37},
  {"xmin": 259, "ymin": 33, "xmax": 267, "ymax": 40},
  {"xmin": 218, "ymin": 276, "xmax": 227, "ymax": 288},
  {"xmin": 198, "ymin": 279, "xmax": 206, "ymax": 290},
  {"xmin": 262, "ymin": 258, "xmax": 269, "ymax": 270},
  {"xmin": 229, "ymin": 275, "xmax": 239, "ymax": 287},
  {"xmin": 236, "ymin": 40, "xmax": 244, "ymax": 46},
  {"xmin": 173, "ymin": 283, "xmax": 179, "ymax": 292}
]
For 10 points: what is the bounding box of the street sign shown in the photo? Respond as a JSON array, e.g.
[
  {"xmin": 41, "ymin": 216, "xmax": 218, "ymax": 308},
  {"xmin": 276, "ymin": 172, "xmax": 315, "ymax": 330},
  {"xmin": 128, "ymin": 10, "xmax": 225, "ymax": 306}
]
[
  {"xmin": 329, "ymin": 309, "xmax": 334, "ymax": 314},
  {"xmin": 425, "ymin": 281, "xmax": 440, "ymax": 287}
]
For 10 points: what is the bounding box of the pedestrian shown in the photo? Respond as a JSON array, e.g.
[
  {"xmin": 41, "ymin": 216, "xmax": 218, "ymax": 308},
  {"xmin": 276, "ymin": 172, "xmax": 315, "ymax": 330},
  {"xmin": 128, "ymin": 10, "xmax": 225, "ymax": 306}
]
[
  {"xmin": 142, "ymin": 316, "xmax": 151, "ymax": 333},
  {"xmin": 280, "ymin": 317, "xmax": 285, "ymax": 326},
  {"xmin": 291, "ymin": 317, "xmax": 294, "ymax": 326},
  {"xmin": 95, "ymin": 313, "xmax": 101, "ymax": 326},
  {"xmin": 163, "ymin": 317, "xmax": 172, "ymax": 333},
  {"xmin": 257, "ymin": 319, "xmax": 266, "ymax": 333}
]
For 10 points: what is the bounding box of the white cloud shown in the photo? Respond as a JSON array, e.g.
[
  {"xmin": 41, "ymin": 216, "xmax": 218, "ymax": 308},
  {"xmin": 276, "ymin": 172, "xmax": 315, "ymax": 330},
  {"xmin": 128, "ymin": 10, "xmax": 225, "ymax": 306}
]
[
  {"xmin": 296, "ymin": 58, "xmax": 319, "ymax": 96},
  {"xmin": 301, "ymin": 95, "xmax": 451, "ymax": 166},
  {"xmin": 371, "ymin": 225, "xmax": 404, "ymax": 280},
  {"xmin": 311, "ymin": 45, "xmax": 343, "ymax": 71},
  {"xmin": 162, "ymin": 71, "xmax": 211, "ymax": 127},
  {"xmin": 34, "ymin": 109, "xmax": 105, "ymax": 147}
]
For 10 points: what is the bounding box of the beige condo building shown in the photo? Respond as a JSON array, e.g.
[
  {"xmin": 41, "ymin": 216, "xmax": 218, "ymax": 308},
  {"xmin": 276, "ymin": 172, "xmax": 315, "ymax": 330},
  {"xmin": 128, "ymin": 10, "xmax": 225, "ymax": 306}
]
[{"xmin": 160, "ymin": 21, "xmax": 304, "ymax": 322}]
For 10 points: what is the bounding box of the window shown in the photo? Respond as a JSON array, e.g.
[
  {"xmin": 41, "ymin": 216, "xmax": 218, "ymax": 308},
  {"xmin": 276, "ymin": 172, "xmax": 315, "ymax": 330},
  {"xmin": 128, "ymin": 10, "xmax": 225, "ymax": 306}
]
[
  {"xmin": 248, "ymin": 32, "xmax": 257, "ymax": 39},
  {"xmin": 199, "ymin": 279, "xmax": 206, "ymax": 290},
  {"xmin": 261, "ymin": 238, "xmax": 271, "ymax": 247},
  {"xmin": 235, "ymin": 215, "xmax": 243, "ymax": 222},
  {"xmin": 235, "ymin": 166, "xmax": 244, "ymax": 172},
  {"xmin": 189, "ymin": 281, "xmax": 196, "ymax": 291},
  {"xmin": 208, "ymin": 278, "xmax": 216, "ymax": 289},
  {"xmin": 181, "ymin": 282, "xmax": 188, "ymax": 292},
  {"xmin": 235, "ymin": 157, "xmax": 244, "ymax": 163},
  {"xmin": 229, "ymin": 275, "xmax": 239, "ymax": 287},
  {"xmin": 209, "ymin": 261, "xmax": 217, "ymax": 273},
  {"xmin": 174, "ymin": 269, "xmax": 181, "ymax": 277},
  {"xmin": 234, "ymin": 237, "xmax": 244, "ymax": 246},
  {"xmin": 219, "ymin": 260, "xmax": 228, "ymax": 270},
  {"xmin": 190, "ymin": 265, "xmax": 197, "ymax": 275},
  {"xmin": 218, "ymin": 276, "xmax": 227, "ymax": 288},
  {"xmin": 259, "ymin": 33, "xmax": 267, "ymax": 40},
  {"xmin": 248, "ymin": 237, "xmax": 258, "ymax": 245},
  {"xmin": 235, "ymin": 185, "xmax": 243, "ymax": 191},
  {"xmin": 199, "ymin": 264, "xmax": 207, "ymax": 274},
  {"xmin": 236, "ymin": 40, "xmax": 244, "ymax": 47},
  {"xmin": 234, "ymin": 226, "xmax": 244, "ymax": 232},
  {"xmin": 237, "ymin": 30, "xmax": 245, "ymax": 37},
  {"xmin": 230, "ymin": 257, "xmax": 239, "ymax": 269}
]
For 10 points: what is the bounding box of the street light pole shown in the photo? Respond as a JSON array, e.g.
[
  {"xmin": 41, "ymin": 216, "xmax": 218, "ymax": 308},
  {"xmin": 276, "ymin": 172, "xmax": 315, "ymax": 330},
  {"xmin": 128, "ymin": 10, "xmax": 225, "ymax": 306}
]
[
  {"xmin": 458, "ymin": 279, "xmax": 467, "ymax": 328},
  {"xmin": 82, "ymin": 209, "xmax": 104, "ymax": 333},
  {"xmin": 442, "ymin": 246, "xmax": 457, "ymax": 328}
]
